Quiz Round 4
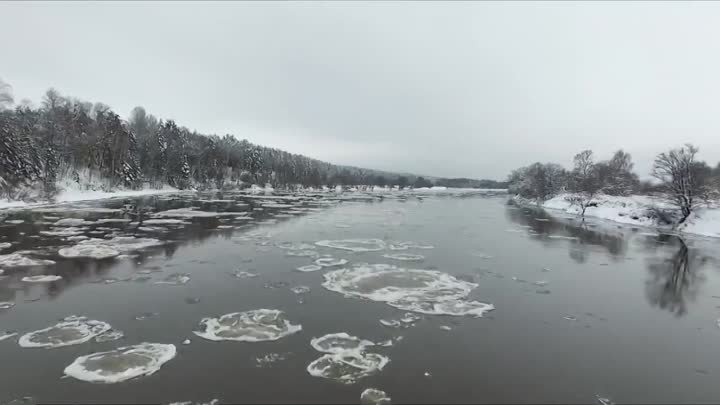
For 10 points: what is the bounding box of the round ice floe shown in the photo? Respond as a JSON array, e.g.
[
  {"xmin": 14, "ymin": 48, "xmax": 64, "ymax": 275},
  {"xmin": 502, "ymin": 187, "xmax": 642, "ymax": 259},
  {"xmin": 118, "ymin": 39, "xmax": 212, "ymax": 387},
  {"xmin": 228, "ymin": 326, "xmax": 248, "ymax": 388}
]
[
  {"xmin": 311, "ymin": 333, "xmax": 375, "ymax": 354},
  {"xmin": 19, "ymin": 316, "xmax": 112, "ymax": 348},
  {"xmin": 315, "ymin": 257, "xmax": 349, "ymax": 267},
  {"xmin": 315, "ymin": 239, "xmax": 386, "ymax": 252},
  {"xmin": 296, "ymin": 264, "xmax": 323, "ymax": 273},
  {"xmin": 382, "ymin": 253, "xmax": 424, "ymax": 262},
  {"xmin": 306, "ymin": 352, "xmax": 389, "ymax": 384},
  {"xmin": 0, "ymin": 253, "xmax": 55, "ymax": 267},
  {"xmin": 322, "ymin": 264, "xmax": 494, "ymax": 317},
  {"xmin": 389, "ymin": 241, "xmax": 434, "ymax": 250},
  {"xmin": 21, "ymin": 275, "xmax": 62, "ymax": 283},
  {"xmin": 84, "ymin": 236, "xmax": 164, "ymax": 252},
  {"xmin": 361, "ymin": 388, "xmax": 392, "ymax": 405},
  {"xmin": 63, "ymin": 342, "xmax": 176, "ymax": 383},
  {"xmin": 193, "ymin": 309, "xmax": 302, "ymax": 342},
  {"xmin": 286, "ymin": 250, "xmax": 319, "ymax": 258},
  {"xmin": 59, "ymin": 244, "xmax": 119, "ymax": 259}
]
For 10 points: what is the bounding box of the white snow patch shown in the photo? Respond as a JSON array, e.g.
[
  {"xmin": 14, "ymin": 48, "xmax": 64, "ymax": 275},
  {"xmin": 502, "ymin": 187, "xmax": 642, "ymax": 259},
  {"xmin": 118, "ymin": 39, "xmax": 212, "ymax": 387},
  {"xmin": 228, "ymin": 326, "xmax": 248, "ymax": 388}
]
[
  {"xmin": 63, "ymin": 342, "xmax": 176, "ymax": 383},
  {"xmin": 193, "ymin": 309, "xmax": 301, "ymax": 342},
  {"xmin": 19, "ymin": 316, "xmax": 112, "ymax": 348}
]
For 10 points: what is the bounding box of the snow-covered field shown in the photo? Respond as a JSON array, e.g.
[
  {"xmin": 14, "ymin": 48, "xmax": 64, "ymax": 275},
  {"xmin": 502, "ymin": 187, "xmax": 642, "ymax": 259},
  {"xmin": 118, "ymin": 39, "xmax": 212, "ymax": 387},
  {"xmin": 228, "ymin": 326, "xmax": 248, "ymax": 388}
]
[{"xmin": 519, "ymin": 193, "xmax": 720, "ymax": 239}]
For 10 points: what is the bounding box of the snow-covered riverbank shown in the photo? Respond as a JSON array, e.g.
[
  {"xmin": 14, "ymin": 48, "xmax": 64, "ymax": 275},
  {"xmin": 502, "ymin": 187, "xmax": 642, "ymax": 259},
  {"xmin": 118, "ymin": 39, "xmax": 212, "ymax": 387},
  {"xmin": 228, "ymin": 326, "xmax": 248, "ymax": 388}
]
[
  {"xmin": 515, "ymin": 193, "xmax": 720, "ymax": 239},
  {"xmin": 0, "ymin": 185, "xmax": 182, "ymax": 211}
]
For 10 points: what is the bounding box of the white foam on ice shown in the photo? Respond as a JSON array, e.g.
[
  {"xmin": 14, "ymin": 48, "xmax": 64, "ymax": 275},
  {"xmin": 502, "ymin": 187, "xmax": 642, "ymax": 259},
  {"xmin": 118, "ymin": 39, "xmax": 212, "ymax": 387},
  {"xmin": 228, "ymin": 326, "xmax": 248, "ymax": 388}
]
[
  {"xmin": 315, "ymin": 239, "xmax": 387, "ymax": 252},
  {"xmin": 0, "ymin": 253, "xmax": 55, "ymax": 267},
  {"xmin": 315, "ymin": 257, "xmax": 349, "ymax": 267},
  {"xmin": 63, "ymin": 342, "xmax": 177, "ymax": 383},
  {"xmin": 361, "ymin": 388, "xmax": 392, "ymax": 405},
  {"xmin": 193, "ymin": 309, "xmax": 302, "ymax": 342},
  {"xmin": 21, "ymin": 275, "xmax": 63, "ymax": 283},
  {"xmin": 296, "ymin": 264, "xmax": 323, "ymax": 273},
  {"xmin": 382, "ymin": 253, "xmax": 424, "ymax": 261},
  {"xmin": 310, "ymin": 332, "xmax": 375, "ymax": 354},
  {"xmin": 306, "ymin": 352, "xmax": 389, "ymax": 384},
  {"xmin": 19, "ymin": 316, "xmax": 112, "ymax": 348},
  {"xmin": 322, "ymin": 263, "xmax": 494, "ymax": 317}
]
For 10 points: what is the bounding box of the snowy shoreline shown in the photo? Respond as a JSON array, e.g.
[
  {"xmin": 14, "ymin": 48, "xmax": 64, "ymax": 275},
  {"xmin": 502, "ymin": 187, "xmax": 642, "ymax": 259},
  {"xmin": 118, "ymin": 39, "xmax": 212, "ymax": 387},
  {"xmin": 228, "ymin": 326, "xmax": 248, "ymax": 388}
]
[
  {"xmin": 512, "ymin": 193, "xmax": 720, "ymax": 239},
  {"xmin": 0, "ymin": 186, "xmax": 183, "ymax": 211}
]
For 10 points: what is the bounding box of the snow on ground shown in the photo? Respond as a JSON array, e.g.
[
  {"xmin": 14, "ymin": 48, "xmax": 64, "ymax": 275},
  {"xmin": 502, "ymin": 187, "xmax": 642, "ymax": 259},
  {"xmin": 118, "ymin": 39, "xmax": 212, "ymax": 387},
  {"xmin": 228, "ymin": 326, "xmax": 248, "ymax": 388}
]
[
  {"xmin": 523, "ymin": 193, "xmax": 720, "ymax": 238},
  {"xmin": 0, "ymin": 185, "xmax": 182, "ymax": 211}
]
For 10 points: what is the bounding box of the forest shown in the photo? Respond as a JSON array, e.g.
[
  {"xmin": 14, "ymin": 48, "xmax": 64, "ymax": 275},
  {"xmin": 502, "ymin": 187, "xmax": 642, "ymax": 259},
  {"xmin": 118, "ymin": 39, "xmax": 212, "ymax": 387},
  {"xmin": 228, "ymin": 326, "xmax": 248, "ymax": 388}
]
[{"xmin": 0, "ymin": 80, "xmax": 504, "ymax": 201}]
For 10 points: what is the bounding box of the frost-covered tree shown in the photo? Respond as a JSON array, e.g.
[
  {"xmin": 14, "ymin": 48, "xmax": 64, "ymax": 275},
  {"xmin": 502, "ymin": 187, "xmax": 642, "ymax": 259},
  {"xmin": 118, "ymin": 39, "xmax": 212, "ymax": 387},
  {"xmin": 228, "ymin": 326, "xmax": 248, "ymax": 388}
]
[
  {"xmin": 566, "ymin": 150, "xmax": 604, "ymax": 218},
  {"xmin": 652, "ymin": 144, "xmax": 709, "ymax": 225},
  {"xmin": 596, "ymin": 150, "xmax": 639, "ymax": 196},
  {"xmin": 0, "ymin": 78, "xmax": 14, "ymax": 110},
  {"xmin": 508, "ymin": 162, "xmax": 566, "ymax": 202}
]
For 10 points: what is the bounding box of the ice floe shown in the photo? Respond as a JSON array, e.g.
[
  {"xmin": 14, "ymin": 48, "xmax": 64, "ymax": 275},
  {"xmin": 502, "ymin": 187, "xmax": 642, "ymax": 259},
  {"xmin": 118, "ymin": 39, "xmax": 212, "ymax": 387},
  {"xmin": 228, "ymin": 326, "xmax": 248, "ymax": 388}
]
[
  {"xmin": 194, "ymin": 309, "xmax": 301, "ymax": 342},
  {"xmin": 311, "ymin": 332, "xmax": 375, "ymax": 354},
  {"xmin": 382, "ymin": 253, "xmax": 424, "ymax": 261},
  {"xmin": 296, "ymin": 264, "xmax": 323, "ymax": 272},
  {"xmin": 21, "ymin": 275, "xmax": 62, "ymax": 283},
  {"xmin": 290, "ymin": 286, "xmax": 311, "ymax": 294},
  {"xmin": 322, "ymin": 263, "xmax": 494, "ymax": 317},
  {"xmin": 0, "ymin": 253, "xmax": 55, "ymax": 267},
  {"xmin": 63, "ymin": 342, "xmax": 176, "ymax": 383},
  {"xmin": 0, "ymin": 301, "xmax": 15, "ymax": 309},
  {"xmin": 315, "ymin": 239, "xmax": 386, "ymax": 252},
  {"xmin": 19, "ymin": 316, "xmax": 112, "ymax": 348},
  {"xmin": 6, "ymin": 219, "xmax": 24, "ymax": 224},
  {"xmin": 286, "ymin": 250, "xmax": 319, "ymax": 258},
  {"xmin": 315, "ymin": 257, "xmax": 349, "ymax": 267},
  {"xmin": 389, "ymin": 241, "xmax": 434, "ymax": 250},
  {"xmin": 95, "ymin": 329, "xmax": 124, "ymax": 343},
  {"xmin": 153, "ymin": 208, "xmax": 237, "ymax": 218},
  {"xmin": 58, "ymin": 244, "xmax": 120, "ymax": 259},
  {"xmin": 154, "ymin": 273, "xmax": 191, "ymax": 286},
  {"xmin": 0, "ymin": 242, "xmax": 12, "ymax": 250},
  {"xmin": 54, "ymin": 218, "xmax": 93, "ymax": 226},
  {"xmin": 255, "ymin": 352, "xmax": 290, "ymax": 367},
  {"xmin": 141, "ymin": 218, "xmax": 189, "ymax": 225},
  {"xmin": 0, "ymin": 331, "xmax": 18, "ymax": 341},
  {"xmin": 361, "ymin": 388, "xmax": 392, "ymax": 405},
  {"xmin": 232, "ymin": 270, "xmax": 258, "ymax": 279},
  {"xmin": 306, "ymin": 352, "xmax": 389, "ymax": 384}
]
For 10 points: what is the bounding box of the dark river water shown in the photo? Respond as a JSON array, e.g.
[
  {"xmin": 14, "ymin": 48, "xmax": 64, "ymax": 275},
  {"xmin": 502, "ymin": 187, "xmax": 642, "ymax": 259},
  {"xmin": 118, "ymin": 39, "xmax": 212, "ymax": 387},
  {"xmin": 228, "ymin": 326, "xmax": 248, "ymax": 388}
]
[{"xmin": 1, "ymin": 191, "xmax": 720, "ymax": 404}]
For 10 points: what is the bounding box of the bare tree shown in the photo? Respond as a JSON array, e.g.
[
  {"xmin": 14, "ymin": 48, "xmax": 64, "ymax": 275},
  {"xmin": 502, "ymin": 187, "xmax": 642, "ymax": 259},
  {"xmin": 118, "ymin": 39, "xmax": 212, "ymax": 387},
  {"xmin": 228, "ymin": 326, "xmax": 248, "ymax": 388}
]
[
  {"xmin": 566, "ymin": 150, "xmax": 603, "ymax": 218},
  {"xmin": 0, "ymin": 77, "xmax": 13, "ymax": 110},
  {"xmin": 652, "ymin": 144, "xmax": 708, "ymax": 225}
]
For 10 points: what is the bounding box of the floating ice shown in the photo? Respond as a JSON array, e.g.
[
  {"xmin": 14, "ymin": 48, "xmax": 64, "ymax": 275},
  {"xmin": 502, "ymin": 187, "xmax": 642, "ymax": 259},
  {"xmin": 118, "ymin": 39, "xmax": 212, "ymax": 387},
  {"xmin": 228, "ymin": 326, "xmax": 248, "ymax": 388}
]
[
  {"xmin": 59, "ymin": 244, "xmax": 119, "ymax": 259},
  {"xmin": 153, "ymin": 208, "xmax": 235, "ymax": 218},
  {"xmin": 86, "ymin": 236, "xmax": 164, "ymax": 252},
  {"xmin": 296, "ymin": 264, "xmax": 323, "ymax": 273},
  {"xmin": 400, "ymin": 313, "xmax": 421, "ymax": 324},
  {"xmin": 19, "ymin": 316, "xmax": 112, "ymax": 348},
  {"xmin": 382, "ymin": 253, "xmax": 424, "ymax": 262},
  {"xmin": 306, "ymin": 352, "xmax": 389, "ymax": 384},
  {"xmin": 376, "ymin": 339, "xmax": 393, "ymax": 347},
  {"xmin": 255, "ymin": 352, "xmax": 289, "ymax": 367},
  {"xmin": 361, "ymin": 388, "xmax": 392, "ymax": 405},
  {"xmin": 54, "ymin": 218, "xmax": 93, "ymax": 226},
  {"xmin": 0, "ymin": 331, "xmax": 18, "ymax": 341},
  {"xmin": 135, "ymin": 312, "xmax": 159, "ymax": 321},
  {"xmin": 389, "ymin": 241, "xmax": 434, "ymax": 250},
  {"xmin": 194, "ymin": 309, "xmax": 302, "ymax": 342},
  {"xmin": 141, "ymin": 218, "xmax": 188, "ymax": 225},
  {"xmin": 379, "ymin": 319, "xmax": 401, "ymax": 328},
  {"xmin": 532, "ymin": 280, "xmax": 549, "ymax": 286},
  {"xmin": 95, "ymin": 329, "xmax": 124, "ymax": 343},
  {"xmin": 0, "ymin": 253, "xmax": 55, "ymax": 267},
  {"xmin": 67, "ymin": 235, "xmax": 89, "ymax": 241},
  {"xmin": 262, "ymin": 203, "xmax": 295, "ymax": 208},
  {"xmin": 0, "ymin": 242, "xmax": 11, "ymax": 250},
  {"xmin": 182, "ymin": 339, "xmax": 191, "ymax": 345},
  {"xmin": 311, "ymin": 333, "xmax": 375, "ymax": 354},
  {"xmin": 548, "ymin": 235, "xmax": 579, "ymax": 240},
  {"xmin": 439, "ymin": 325, "xmax": 452, "ymax": 331},
  {"xmin": 315, "ymin": 239, "xmax": 386, "ymax": 252},
  {"xmin": 322, "ymin": 264, "xmax": 494, "ymax": 317},
  {"xmin": 63, "ymin": 342, "xmax": 176, "ymax": 383},
  {"xmin": 286, "ymin": 250, "xmax": 319, "ymax": 258},
  {"xmin": 563, "ymin": 316, "xmax": 578, "ymax": 321},
  {"xmin": 233, "ymin": 270, "xmax": 258, "ymax": 279},
  {"xmin": 6, "ymin": 219, "xmax": 25, "ymax": 224},
  {"xmin": 290, "ymin": 286, "xmax": 311, "ymax": 294},
  {"xmin": 21, "ymin": 275, "xmax": 62, "ymax": 283},
  {"xmin": 96, "ymin": 218, "xmax": 132, "ymax": 224},
  {"xmin": 276, "ymin": 242, "xmax": 316, "ymax": 251},
  {"xmin": 315, "ymin": 257, "xmax": 349, "ymax": 267},
  {"xmin": 154, "ymin": 273, "xmax": 191, "ymax": 286},
  {"xmin": 0, "ymin": 301, "xmax": 15, "ymax": 309}
]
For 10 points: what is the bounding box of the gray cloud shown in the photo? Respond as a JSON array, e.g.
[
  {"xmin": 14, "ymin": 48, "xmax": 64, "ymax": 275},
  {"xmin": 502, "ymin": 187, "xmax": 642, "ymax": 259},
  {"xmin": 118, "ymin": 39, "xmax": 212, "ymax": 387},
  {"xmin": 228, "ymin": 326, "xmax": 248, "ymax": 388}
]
[{"xmin": 3, "ymin": 2, "xmax": 720, "ymax": 179}]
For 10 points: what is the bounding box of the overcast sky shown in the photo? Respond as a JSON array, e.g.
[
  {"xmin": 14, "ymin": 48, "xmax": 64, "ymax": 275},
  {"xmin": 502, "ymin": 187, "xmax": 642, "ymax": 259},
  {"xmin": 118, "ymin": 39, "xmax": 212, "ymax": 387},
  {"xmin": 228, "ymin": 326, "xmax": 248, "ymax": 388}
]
[{"xmin": 2, "ymin": 2, "xmax": 720, "ymax": 180}]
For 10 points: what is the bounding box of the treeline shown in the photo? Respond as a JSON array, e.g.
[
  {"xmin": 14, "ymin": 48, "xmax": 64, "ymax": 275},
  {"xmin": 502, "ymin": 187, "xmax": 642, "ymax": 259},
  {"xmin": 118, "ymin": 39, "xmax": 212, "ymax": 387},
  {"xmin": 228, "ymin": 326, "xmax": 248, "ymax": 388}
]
[
  {"xmin": 507, "ymin": 146, "xmax": 720, "ymax": 224},
  {"xmin": 0, "ymin": 82, "xmax": 501, "ymax": 200}
]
